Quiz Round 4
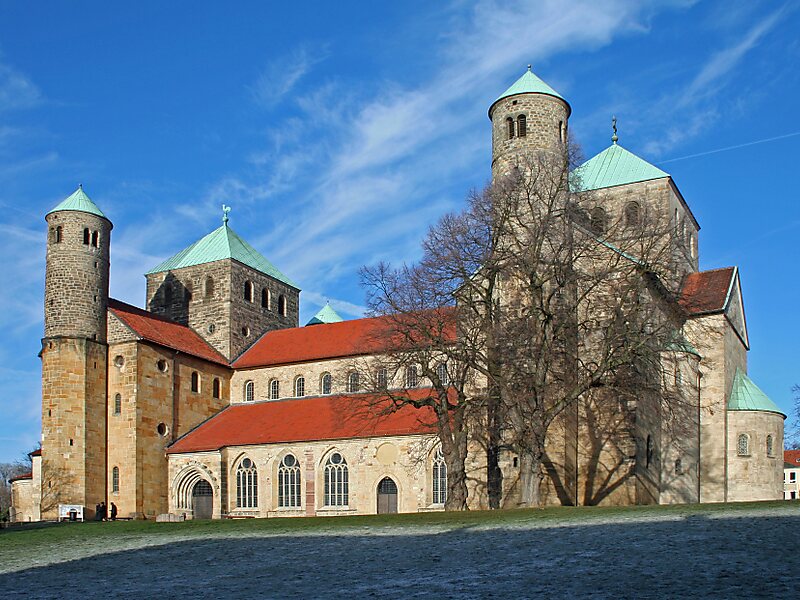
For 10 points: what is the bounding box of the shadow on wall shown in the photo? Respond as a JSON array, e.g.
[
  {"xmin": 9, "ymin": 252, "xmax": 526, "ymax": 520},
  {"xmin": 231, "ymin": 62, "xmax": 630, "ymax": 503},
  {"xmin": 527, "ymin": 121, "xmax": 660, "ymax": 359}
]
[
  {"xmin": 150, "ymin": 274, "xmax": 192, "ymax": 325},
  {"xmin": 1, "ymin": 512, "xmax": 798, "ymax": 597}
]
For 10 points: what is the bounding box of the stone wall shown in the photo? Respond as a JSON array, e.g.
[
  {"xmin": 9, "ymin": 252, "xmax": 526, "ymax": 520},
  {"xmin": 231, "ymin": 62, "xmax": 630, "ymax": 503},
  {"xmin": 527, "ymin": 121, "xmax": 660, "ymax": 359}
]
[
  {"xmin": 146, "ymin": 259, "xmax": 299, "ymax": 360},
  {"xmin": 40, "ymin": 337, "xmax": 107, "ymax": 519},
  {"xmin": 490, "ymin": 92, "xmax": 569, "ymax": 178},
  {"xmin": 727, "ymin": 410, "xmax": 785, "ymax": 501},
  {"xmin": 44, "ymin": 210, "xmax": 111, "ymax": 342},
  {"xmin": 9, "ymin": 479, "xmax": 34, "ymax": 522},
  {"xmin": 167, "ymin": 433, "xmax": 438, "ymax": 518}
]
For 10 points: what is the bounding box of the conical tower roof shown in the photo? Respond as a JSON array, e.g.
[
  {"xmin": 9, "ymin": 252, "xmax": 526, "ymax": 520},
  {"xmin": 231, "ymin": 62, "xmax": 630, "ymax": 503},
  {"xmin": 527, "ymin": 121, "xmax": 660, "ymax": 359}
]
[
  {"xmin": 728, "ymin": 369, "xmax": 785, "ymax": 416},
  {"xmin": 47, "ymin": 186, "xmax": 108, "ymax": 220},
  {"xmin": 306, "ymin": 303, "xmax": 344, "ymax": 326},
  {"xmin": 489, "ymin": 66, "xmax": 569, "ymax": 117},
  {"xmin": 147, "ymin": 221, "xmax": 298, "ymax": 289},
  {"xmin": 572, "ymin": 143, "xmax": 669, "ymax": 192}
]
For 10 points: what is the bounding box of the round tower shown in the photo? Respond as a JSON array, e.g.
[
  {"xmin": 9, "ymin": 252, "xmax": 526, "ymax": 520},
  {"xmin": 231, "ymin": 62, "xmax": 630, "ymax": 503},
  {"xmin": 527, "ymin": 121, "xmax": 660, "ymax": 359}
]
[
  {"xmin": 44, "ymin": 185, "xmax": 112, "ymax": 342},
  {"xmin": 488, "ymin": 65, "xmax": 571, "ymax": 180}
]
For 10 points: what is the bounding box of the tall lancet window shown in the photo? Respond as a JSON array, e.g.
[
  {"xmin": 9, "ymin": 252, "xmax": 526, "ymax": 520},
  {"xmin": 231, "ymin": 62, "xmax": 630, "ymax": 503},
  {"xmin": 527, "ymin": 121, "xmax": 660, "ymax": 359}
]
[{"xmin": 517, "ymin": 114, "xmax": 526, "ymax": 137}]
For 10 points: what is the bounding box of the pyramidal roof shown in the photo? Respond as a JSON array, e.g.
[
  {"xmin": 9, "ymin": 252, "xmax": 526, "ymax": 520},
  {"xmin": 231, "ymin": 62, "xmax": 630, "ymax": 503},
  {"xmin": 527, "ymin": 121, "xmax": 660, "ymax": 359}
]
[
  {"xmin": 306, "ymin": 303, "xmax": 344, "ymax": 326},
  {"xmin": 572, "ymin": 143, "xmax": 669, "ymax": 192},
  {"xmin": 146, "ymin": 222, "xmax": 298, "ymax": 289},
  {"xmin": 490, "ymin": 66, "xmax": 568, "ymax": 116},
  {"xmin": 728, "ymin": 369, "xmax": 785, "ymax": 416},
  {"xmin": 47, "ymin": 186, "xmax": 108, "ymax": 219}
]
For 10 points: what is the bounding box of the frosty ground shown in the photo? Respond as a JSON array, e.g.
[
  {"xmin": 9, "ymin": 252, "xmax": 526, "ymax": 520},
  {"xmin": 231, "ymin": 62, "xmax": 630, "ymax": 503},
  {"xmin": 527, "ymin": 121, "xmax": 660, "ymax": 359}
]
[{"xmin": 1, "ymin": 502, "xmax": 797, "ymax": 599}]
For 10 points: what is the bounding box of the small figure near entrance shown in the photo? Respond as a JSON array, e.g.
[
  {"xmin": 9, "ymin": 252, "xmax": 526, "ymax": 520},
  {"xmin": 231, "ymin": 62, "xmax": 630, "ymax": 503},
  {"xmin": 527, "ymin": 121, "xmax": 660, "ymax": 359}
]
[
  {"xmin": 94, "ymin": 503, "xmax": 102, "ymax": 521},
  {"xmin": 110, "ymin": 502, "xmax": 118, "ymax": 521},
  {"xmin": 99, "ymin": 501, "xmax": 107, "ymax": 521}
]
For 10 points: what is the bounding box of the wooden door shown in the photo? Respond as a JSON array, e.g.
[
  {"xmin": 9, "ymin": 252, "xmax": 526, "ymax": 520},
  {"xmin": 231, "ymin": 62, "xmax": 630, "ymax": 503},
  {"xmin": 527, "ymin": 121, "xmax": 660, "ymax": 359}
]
[{"xmin": 377, "ymin": 477, "xmax": 398, "ymax": 514}]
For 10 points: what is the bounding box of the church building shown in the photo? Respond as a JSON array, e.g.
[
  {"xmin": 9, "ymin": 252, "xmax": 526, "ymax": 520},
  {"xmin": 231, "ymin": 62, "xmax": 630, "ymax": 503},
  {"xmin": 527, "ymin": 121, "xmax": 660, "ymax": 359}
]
[{"xmin": 9, "ymin": 68, "xmax": 785, "ymax": 521}]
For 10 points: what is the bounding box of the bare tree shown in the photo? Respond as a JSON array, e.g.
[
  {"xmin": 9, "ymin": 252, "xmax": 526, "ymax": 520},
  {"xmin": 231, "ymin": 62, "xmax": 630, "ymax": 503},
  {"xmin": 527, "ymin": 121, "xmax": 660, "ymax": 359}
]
[{"xmin": 363, "ymin": 143, "xmax": 699, "ymax": 508}]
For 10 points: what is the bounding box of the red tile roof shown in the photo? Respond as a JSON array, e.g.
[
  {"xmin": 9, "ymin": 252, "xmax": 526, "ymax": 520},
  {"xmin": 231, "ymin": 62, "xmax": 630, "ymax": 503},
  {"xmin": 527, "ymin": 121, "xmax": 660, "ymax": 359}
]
[
  {"xmin": 166, "ymin": 389, "xmax": 440, "ymax": 454},
  {"xmin": 234, "ymin": 309, "xmax": 455, "ymax": 369},
  {"xmin": 679, "ymin": 267, "xmax": 735, "ymax": 316},
  {"xmin": 785, "ymin": 450, "xmax": 800, "ymax": 466},
  {"xmin": 108, "ymin": 299, "xmax": 228, "ymax": 365},
  {"xmin": 28, "ymin": 449, "xmax": 41, "ymax": 457},
  {"xmin": 8, "ymin": 471, "xmax": 32, "ymax": 483}
]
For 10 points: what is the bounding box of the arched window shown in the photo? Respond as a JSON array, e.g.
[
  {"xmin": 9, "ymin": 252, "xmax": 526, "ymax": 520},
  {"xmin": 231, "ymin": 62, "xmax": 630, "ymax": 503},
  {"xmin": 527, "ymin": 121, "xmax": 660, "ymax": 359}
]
[
  {"xmin": 212, "ymin": 378, "xmax": 221, "ymax": 399},
  {"xmin": 205, "ymin": 276, "xmax": 214, "ymax": 298},
  {"xmin": 590, "ymin": 207, "xmax": 607, "ymax": 235},
  {"xmin": 432, "ymin": 447, "xmax": 447, "ymax": 505},
  {"xmin": 559, "ymin": 120, "xmax": 567, "ymax": 143},
  {"xmin": 737, "ymin": 434, "xmax": 749, "ymax": 456},
  {"xmin": 83, "ymin": 228, "xmax": 90, "ymax": 245},
  {"xmin": 270, "ymin": 379, "xmax": 280, "ymax": 400},
  {"xmin": 506, "ymin": 117, "xmax": 515, "ymax": 139},
  {"xmin": 91, "ymin": 231, "xmax": 99, "ymax": 247},
  {"xmin": 261, "ymin": 288, "xmax": 270, "ymax": 309},
  {"xmin": 244, "ymin": 281, "xmax": 254, "ymax": 302},
  {"xmin": 347, "ymin": 372, "xmax": 360, "ymax": 393},
  {"xmin": 321, "ymin": 373, "xmax": 332, "ymax": 395},
  {"xmin": 185, "ymin": 282, "xmax": 193, "ymax": 302},
  {"xmin": 405, "ymin": 365, "xmax": 418, "ymax": 388},
  {"xmin": 294, "ymin": 376, "xmax": 305, "ymax": 397},
  {"xmin": 244, "ymin": 380, "xmax": 254, "ymax": 402},
  {"xmin": 236, "ymin": 457, "xmax": 258, "ymax": 509},
  {"xmin": 278, "ymin": 454, "xmax": 301, "ymax": 508},
  {"xmin": 55, "ymin": 226, "xmax": 63, "ymax": 243},
  {"xmin": 436, "ymin": 362, "xmax": 449, "ymax": 386},
  {"xmin": 624, "ymin": 201, "xmax": 641, "ymax": 227},
  {"xmin": 517, "ymin": 114, "xmax": 526, "ymax": 138},
  {"xmin": 278, "ymin": 295, "xmax": 287, "ymax": 316},
  {"xmin": 766, "ymin": 435, "xmax": 774, "ymax": 457},
  {"xmin": 376, "ymin": 368, "xmax": 388, "ymax": 390},
  {"xmin": 675, "ymin": 458, "xmax": 682, "ymax": 475},
  {"xmin": 163, "ymin": 283, "xmax": 173, "ymax": 307},
  {"xmin": 112, "ymin": 466, "xmax": 120, "ymax": 493},
  {"xmin": 646, "ymin": 434, "xmax": 654, "ymax": 468},
  {"xmin": 191, "ymin": 372, "xmax": 200, "ymax": 393},
  {"xmin": 113, "ymin": 393, "xmax": 121, "ymax": 415},
  {"xmin": 324, "ymin": 452, "xmax": 349, "ymax": 507}
]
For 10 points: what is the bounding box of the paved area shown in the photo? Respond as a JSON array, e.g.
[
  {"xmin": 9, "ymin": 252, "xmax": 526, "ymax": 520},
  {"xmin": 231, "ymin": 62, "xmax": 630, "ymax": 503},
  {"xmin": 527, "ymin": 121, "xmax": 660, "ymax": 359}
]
[{"xmin": 1, "ymin": 505, "xmax": 798, "ymax": 598}]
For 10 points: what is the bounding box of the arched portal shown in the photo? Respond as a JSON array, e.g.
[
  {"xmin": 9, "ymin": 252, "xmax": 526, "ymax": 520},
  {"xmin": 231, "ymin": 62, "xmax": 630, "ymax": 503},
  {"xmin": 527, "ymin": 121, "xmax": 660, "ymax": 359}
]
[
  {"xmin": 377, "ymin": 477, "xmax": 398, "ymax": 514},
  {"xmin": 192, "ymin": 480, "xmax": 213, "ymax": 519}
]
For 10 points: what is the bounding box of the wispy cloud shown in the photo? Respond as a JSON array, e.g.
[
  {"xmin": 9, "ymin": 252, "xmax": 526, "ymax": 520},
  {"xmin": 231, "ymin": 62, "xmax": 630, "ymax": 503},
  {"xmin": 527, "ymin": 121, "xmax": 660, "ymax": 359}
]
[
  {"xmin": 643, "ymin": 4, "xmax": 791, "ymax": 156},
  {"xmin": 0, "ymin": 57, "xmax": 41, "ymax": 111},
  {"xmin": 250, "ymin": 45, "xmax": 328, "ymax": 108}
]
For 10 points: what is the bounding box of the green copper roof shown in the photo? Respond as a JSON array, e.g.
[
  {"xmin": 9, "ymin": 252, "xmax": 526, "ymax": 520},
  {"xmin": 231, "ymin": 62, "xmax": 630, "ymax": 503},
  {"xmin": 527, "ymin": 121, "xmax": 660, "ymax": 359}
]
[
  {"xmin": 146, "ymin": 223, "xmax": 298, "ymax": 289},
  {"xmin": 572, "ymin": 143, "xmax": 669, "ymax": 192},
  {"xmin": 728, "ymin": 369, "xmax": 785, "ymax": 416},
  {"xmin": 306, "ymin": 303, "xmax": 344, "ymax": 326},
  {"xmin": 47, "ymin": 186, "xmax": 108, "ymax": 219},
  {"xmin": 490, "ymin": 66, "xmax": 568, "ymax": 116}
]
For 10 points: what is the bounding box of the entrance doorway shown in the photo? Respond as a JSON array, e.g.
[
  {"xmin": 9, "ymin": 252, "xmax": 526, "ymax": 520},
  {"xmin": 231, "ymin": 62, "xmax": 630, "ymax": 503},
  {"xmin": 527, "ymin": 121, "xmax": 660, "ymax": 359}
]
[
  {"xmin": 377, "ymin": 477, "xmax": 398, "ymax": 514},
  {"xmin": 192, "ymin": 479, "xmax": 213, "ymax": 519}
]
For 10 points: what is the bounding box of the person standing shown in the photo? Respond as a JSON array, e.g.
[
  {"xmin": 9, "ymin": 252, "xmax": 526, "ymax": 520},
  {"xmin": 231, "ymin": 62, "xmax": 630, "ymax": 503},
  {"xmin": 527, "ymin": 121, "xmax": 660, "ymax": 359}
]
[{"xmin": 110, "ymin": 502, "xmax": 118, "ymax": 521}]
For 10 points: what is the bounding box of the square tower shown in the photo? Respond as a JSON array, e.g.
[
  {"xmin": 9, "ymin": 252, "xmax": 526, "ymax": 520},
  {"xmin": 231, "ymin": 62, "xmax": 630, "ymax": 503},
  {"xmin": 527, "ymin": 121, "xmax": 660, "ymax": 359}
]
[{"xmin": 145, "ymin": 218, "xmax": 299, "ymax": 361}]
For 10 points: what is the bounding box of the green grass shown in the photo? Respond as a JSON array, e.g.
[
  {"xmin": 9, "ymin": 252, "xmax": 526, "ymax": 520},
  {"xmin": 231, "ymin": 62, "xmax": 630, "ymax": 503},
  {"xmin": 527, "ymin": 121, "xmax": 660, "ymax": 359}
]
[{"xmin": 0, "ymin": 499, "xmax": 790, "ymax": 560}]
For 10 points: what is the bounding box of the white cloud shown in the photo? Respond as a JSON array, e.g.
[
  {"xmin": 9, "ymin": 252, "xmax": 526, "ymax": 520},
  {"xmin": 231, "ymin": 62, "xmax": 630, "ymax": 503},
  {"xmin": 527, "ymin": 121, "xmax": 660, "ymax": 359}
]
[
  {"xmin": 0, "ymin": 59, "xmax": 41, "ymax": 111},
  {"xmin": 250, "ymin": 45, "xmax": 328, "ymax": 108}
]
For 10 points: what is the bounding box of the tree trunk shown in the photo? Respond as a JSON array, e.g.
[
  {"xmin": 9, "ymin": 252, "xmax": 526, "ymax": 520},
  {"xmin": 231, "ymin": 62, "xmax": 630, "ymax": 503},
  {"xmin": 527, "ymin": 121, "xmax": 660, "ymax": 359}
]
[
  {"xmin": 444, "ymin": 454, "xmax": 469, "ymax": 511},
  {"xmin": 518, "ymin": 446, "xmax": 545, "ymax": 508}
]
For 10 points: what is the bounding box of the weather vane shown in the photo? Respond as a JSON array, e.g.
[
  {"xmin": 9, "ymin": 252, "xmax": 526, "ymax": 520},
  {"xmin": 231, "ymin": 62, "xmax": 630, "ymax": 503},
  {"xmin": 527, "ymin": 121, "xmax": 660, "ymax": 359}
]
[
  {"xmin": 222, "ymin": 204, "xmax": 231, "ymax": 224},
  {"xmin": 612, "ymin": 115, "xmax": 618, "ymax": 144}
]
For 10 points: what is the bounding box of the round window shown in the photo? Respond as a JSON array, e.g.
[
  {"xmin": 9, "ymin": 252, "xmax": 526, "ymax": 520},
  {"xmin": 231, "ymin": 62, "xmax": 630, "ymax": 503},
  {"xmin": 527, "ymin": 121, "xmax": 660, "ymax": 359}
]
[
  {"xmin": 330, "ymin": 452, "xmax": 342, "ymax": 465},
  {"xmin": 241, "ymin": 326, "xmax": 250, "ymax": 337},
  {"xmin": 242, "ymin": 458, "xmax": 252, "ymax": 469},
  {"xmin": 156, "ymin": 359, "xmax": 168, "ymax": 372},
  {"xmin": 156, "ymin": 422, "xmax": 168, "ymax": 437},
  {"xmin": 208, "ymin": 323, "xmax": 216, "ymax": 334},
  {"xmin": 283, "ymin": 455, "xmax": 296, "ymax": 467},
  {"xmin": 113, "ymin": 355, "xmax": 125, "ymax": 368}
]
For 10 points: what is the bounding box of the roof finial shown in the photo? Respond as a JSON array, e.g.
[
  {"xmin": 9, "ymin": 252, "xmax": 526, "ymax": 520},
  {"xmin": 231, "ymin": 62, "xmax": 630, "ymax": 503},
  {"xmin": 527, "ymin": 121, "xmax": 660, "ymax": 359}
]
[
  {"xmin": 222, "ymin": 204, "xmax": 231, "ymax": 225},
  {"xmin": 611, "ymin": 115, "xmax": 618, "ymax": 144},
  {"xmin": 78, "ymin": 183, "xmax": 83, "ymax": 190},
  {"xmin": 527, "ymin": 64, "xmax": 532, "ymax": 72}
]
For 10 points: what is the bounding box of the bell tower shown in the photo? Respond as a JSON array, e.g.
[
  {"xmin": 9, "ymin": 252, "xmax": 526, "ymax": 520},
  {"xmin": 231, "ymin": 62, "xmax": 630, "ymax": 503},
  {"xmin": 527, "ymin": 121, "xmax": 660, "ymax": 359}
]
[
  {"xmin": 488, "ymin": 65, "xmax": 571, "ymax": 181},
  {"xmin": 40, "ymin": 186, "xmax": 112, "ymax": 518}
]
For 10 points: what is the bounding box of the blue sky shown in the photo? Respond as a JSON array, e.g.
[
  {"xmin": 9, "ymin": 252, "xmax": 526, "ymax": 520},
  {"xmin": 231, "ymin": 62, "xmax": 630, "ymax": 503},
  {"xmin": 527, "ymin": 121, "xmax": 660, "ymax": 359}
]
[{"xmin": 0, "ymin": 1, "xmax": 798, "ymax": 461}]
